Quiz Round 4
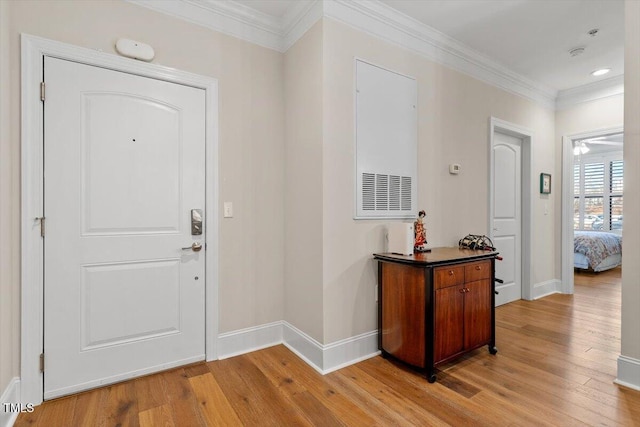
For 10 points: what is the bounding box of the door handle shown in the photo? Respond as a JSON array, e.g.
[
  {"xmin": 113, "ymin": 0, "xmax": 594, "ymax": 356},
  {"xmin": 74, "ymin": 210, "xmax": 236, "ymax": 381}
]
[{"xmin": 182, "ymin": 242, "xmax": 203, "ymax": 252}]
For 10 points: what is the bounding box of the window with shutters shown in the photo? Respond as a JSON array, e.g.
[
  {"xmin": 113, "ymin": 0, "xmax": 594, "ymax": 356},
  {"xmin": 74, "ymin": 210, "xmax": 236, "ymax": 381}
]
[{"xmin": 573, "ymin": 152, "xmax": 623, "ymax": 232}]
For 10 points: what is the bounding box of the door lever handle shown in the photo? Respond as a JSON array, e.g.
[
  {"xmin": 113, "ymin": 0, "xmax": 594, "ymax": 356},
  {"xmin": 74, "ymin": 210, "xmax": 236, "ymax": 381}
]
[{"xmin": 182, "ymin": 242, "xmax": 203, "ymax": 252}]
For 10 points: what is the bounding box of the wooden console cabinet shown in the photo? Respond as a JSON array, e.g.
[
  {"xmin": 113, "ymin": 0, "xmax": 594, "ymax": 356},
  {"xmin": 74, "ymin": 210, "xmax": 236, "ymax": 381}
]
[{"xmin": 374, "ymin": 247, "xmax": 498, "ymax": 382}]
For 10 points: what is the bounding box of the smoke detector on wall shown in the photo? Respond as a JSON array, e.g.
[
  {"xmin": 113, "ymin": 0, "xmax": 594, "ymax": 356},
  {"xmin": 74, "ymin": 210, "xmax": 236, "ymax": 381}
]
[{"xmin": 115, "ymin": 38, "xmax": 155, "ymax": 62}]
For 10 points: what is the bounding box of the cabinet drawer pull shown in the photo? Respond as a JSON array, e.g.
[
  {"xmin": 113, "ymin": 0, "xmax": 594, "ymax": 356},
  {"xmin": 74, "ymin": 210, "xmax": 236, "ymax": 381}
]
[
  {"xmin": 459, "ymin": 288, "xmax": 465, "ymax": 293},
  {"xmin": 449, "ymin": 270, "xmax": 454, "ymax": 276},
  {"xmin": 475, "ymin": 265, "xmax": 481, "ymax": 270}
]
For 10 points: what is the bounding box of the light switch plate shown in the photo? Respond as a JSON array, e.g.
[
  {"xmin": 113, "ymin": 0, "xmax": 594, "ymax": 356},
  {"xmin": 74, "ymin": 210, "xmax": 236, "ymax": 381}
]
[{"xmin": 223, "ymin": 202, "xmax": 233, "ymax": 218}]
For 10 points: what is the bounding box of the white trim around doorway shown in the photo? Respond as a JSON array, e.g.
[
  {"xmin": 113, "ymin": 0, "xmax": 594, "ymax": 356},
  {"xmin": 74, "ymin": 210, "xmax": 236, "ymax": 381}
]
[{"xmin": 20, "ymin": 34, "xmax": 220, "ymax": 405}]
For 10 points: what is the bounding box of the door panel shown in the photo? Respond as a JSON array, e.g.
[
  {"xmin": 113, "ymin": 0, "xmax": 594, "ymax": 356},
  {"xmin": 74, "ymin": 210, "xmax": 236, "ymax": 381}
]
[
  {"xmin": 44, "ymin": 57, "xmax": 206, "ymax": 399},
  {"xmin": 82, "ymin": 93, "xmax": 182, "ymax": 235},
  {"xmin": 81, "ymin": 260, "xmax": 180, "ymax": 350},
  {"xmin": 493, "ymin": 236, "xmax": 515, "ymax": 285},
  {"xmin": 434, "ymin": 286, "xmax": 464, "ymax": 362},
  {"xmin": 492, "ymin": 132, "xmax": 522, "ymax": 306},
  {"xmin": 464, "ymin": 280, "xmax": 492, "ymax": 349}
]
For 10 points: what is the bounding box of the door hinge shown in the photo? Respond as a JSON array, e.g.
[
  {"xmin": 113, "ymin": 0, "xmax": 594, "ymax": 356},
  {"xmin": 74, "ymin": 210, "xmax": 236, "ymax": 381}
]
[
  {"xmin": 36, "ymin": 217, "xmax": 45, "ymax": 237},
  {"xmin": 40, "ymin": 82, "xmax": 45, "ymax": 101},
  {"xmin": 39, "ymin": 353, "xmax": 44, "ymax": 372}
]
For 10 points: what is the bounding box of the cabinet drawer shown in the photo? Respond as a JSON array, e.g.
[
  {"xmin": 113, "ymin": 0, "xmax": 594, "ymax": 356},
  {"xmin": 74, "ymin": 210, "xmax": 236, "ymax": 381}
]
[
  {"xmin": 465, "ymin": 260, "xmax": 491, "ymax": 282},
  {"xmin": 434, "ymin": 265, "xmax": 465, "ymax": 289}
]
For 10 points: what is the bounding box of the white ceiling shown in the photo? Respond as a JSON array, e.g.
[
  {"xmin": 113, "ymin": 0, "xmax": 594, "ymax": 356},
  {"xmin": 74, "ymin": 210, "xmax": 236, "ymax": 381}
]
[{"xmin": 232, "ymin": 0, "xmax": 624, "ymax": 92}]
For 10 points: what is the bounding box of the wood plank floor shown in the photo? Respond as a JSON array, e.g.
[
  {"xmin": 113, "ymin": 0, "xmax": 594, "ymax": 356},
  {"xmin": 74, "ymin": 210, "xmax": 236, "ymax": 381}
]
[{"xmin": 16, "ymin": 267, "xmax": 640, "ymax": 426}]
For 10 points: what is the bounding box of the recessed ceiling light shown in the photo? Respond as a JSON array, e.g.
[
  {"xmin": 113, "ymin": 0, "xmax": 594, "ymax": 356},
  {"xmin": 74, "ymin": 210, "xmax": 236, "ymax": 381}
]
[{"xmin": 591, "ymin": 68, "xmax": 611, "ymax": 77}]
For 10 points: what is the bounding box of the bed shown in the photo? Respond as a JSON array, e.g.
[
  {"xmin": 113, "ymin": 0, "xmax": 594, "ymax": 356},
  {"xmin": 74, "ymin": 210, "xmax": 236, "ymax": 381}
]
[{"xmin": 574, "ymin": 231, "xmax": 622, "ymax": 272}]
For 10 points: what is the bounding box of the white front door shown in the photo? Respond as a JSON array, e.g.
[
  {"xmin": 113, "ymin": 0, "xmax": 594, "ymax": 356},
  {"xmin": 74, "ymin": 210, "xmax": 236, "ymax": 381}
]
[
  {"xmin": 492, "ymin": 131, "xmax": 522, "ymax": 306},
  {"xmin": 44, "ymin": 57, "xmax": 206, "ymax": 399}
]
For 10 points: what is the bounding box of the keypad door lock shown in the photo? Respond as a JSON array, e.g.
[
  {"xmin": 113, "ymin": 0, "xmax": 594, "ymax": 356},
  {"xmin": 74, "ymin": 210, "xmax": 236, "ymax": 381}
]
[{"xmin": 191, "ymin": 209, "xmax": 203, "ymax": 235}]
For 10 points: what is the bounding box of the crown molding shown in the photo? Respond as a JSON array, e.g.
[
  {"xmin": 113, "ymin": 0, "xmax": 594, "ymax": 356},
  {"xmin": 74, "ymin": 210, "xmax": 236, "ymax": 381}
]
[
  {"xmin": 282, "ymin": 1, "xmax": 323, "ymax": 51},
  {"xmin": 127, "ymin": 0, "xmax": 566, "ymax": 108},
  {"xmin": 324, "ymin": 0, "xmax": 557, "ymax": 109},
  {"xmin": 127, "ymin": 0, "xmax": 320, "ymax": 52},
  {"xmin": 195, "ymin": 0, "xmax": 281, "ymax": 33},
  {"xmin": 556, "ymin": 74, "xmax": 625, "ymax": 110},
  {"xmin": 127, "ymin": 0, "xmax": 284, "ymax": 51}
]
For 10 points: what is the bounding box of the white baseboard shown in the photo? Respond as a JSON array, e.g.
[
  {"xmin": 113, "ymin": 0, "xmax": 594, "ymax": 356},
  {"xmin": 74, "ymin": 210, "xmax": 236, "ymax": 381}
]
[
  {"xmin": 217, "ymin": 321, "xmax": 283, "ymax": 360},
  {"xmin": 322, "ymin": 330, "xmax": 380, "ymax": 374},
  {"xmin": 0, "ymin": 378, "xmax": 20, "ymax": 427},
  {"xmin": 280, "ymin": 322, "xmax": 379, "ymax": 374},
  {"xmin": 614, "ymin": 355, "xmax": 640, "ymax": 391},
  {"xmin": 218, "ymin": 321, "xmax": 379, "ymax": 375},
  {"xmin": 282, "ymin": 322, "xmax": 324, "ymax": 373},
  {"xmin": 533, "ymin": 279, "xmax": 562, "ymax": 299}
]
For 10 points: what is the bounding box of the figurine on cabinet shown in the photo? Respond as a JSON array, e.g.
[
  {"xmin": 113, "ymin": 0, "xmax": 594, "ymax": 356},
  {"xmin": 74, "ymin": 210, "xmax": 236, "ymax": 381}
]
[{"xmin": 414, "ymin": 210, "xmax": 429, "ymax": 252}]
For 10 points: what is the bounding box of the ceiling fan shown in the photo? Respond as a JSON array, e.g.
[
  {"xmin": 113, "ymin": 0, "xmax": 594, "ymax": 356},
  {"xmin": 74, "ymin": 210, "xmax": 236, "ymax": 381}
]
[
  {"xmin": 578, "ymin": 135, "xmax": 624, "ymax": 146},
  {"xmin": 574, "ymin": 134, "xmax": 623, "ymax": 155}
]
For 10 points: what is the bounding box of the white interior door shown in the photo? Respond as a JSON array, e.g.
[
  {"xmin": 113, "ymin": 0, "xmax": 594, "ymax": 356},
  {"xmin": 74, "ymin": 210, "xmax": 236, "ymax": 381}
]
[
  {"xmin": 492, "ymin": 131, "xmax": 522, "ymax": 306},
  {"xmin": 44, "ymin": 57, "xmax": 206, "ymax": 399}
]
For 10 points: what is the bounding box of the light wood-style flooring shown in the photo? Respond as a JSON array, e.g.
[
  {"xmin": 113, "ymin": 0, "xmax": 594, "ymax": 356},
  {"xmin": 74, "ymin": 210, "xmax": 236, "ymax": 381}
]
[{"xmin": 16, "ymin": 267, "xmax": 640, "ymax": 426}]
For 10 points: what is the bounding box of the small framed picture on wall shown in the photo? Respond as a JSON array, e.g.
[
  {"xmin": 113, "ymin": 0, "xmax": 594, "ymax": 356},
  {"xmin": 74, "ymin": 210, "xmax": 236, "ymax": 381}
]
[{"xmin": 540, "ymin": 173, "xmax": 551, "ymax": 194}]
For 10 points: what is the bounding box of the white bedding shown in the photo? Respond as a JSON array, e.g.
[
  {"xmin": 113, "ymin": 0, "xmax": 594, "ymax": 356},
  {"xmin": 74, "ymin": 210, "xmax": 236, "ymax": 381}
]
[{"xmin": 574, "ymin": 231, "xmax": 622, "ymax": 272}]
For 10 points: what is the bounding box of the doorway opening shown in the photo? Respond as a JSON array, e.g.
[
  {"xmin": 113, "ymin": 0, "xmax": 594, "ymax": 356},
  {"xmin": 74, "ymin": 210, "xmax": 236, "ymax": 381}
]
[{"xmin": 562, "ymin": 127, "xmax": 624, "ymax": 293}]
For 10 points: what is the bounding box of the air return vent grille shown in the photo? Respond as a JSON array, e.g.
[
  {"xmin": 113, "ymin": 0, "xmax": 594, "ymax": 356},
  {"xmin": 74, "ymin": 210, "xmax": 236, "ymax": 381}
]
[
  {"xmin": 362, "ymin": 173, "xmax": 412, "ymax": 213},
  {"xmin": 389, "ymin": 175, "xmax": 401, "ymax": 210},
  {"xmin": 401, "ymin": 177, "xmax": 412, "ymax": 210},
  {"xmin": 362, "ymin": 173, "xmax": 375, "ymax": 211},
  {"xmin": 355, "ymin": 60, "xmax": 417, "ymax": 219}
]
